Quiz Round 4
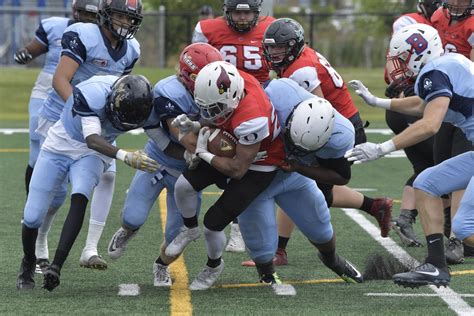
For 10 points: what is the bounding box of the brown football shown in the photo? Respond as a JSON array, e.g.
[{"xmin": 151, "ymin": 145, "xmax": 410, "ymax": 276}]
[{"xmin": 207, "ymin": 128, "xmax": 237, "ymax": 158}]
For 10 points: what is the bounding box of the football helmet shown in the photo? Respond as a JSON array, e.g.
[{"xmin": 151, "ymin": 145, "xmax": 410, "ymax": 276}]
[
  {"xmin": 72, "ymin": 0, "xmax": 100, "ymax": 23},
  {"xmin": 387, "ymin": 24, "xmax": 443, "ymax": 82},
  {"xmin": 98, "ymin": 0, "xmax": 143, "ymax": 40},
  {"xmin": 194, "ymin": 61, "xmax": 244, "ymax": 125},
  {"xmin": 179, "ymin": 43, "xmax": 223, "ymax": 93},
  {"xmin": 285, "ymin": 97, "xmax": 335, "ymax": 154},
  {"xmin": 106, "ymin": 74, "xmax": 153, "ymax": 131},
  {"xmin": 418, "ymin": 0, "xmax": 441, "ymax": 19},
  {"xmin": 263, "ymin": 18, "xmax": 305, "ymax": 70},
  {"xmin": 223, "ymin": 0, "xmax": 262, "ymax": 33},
  {"xmin": 443, "ymin": 0, "xmax": 474, "ymax": 20}
]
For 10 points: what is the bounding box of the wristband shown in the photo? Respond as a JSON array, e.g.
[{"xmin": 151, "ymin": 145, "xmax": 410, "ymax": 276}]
[
  {"xmin": 375, "ymin": 98, "xmax": 391, "ymax": 110},
  {"xmin": 116, "ymin": 149, "xmax": 127, "ymax": 161},
  {"xmin": 379, "ymin": 140, "xmax": 396, "ymax": 155},
  {"xmin": 197, "ymin": 152, "xmax": 215, "ymax": 164}
]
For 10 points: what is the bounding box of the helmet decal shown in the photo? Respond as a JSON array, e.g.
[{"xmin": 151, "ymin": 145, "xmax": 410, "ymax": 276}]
[
  {"xmin": 405, "ymin": 33, "xmax": 428, "ymax": 55},
  {"xmin": 126, "ymin": 0, "xmax": 137, "ymax": 11},
  {"xmin": 216, "ymin": 66, "xmax": 231, "ymax": 95}
]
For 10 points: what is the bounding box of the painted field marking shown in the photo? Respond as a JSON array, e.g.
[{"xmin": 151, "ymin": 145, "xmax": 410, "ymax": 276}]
[
  {"xmin": 118, "ymin": 283, "xmax": 140, "ymax": 296},
  {"xmin": 158, "ymin": 191, "xmax": 192, "ymax": 316},
  {"xmin": 342, "ymin": 208, "xmax": 474, "ymax": 316},
  {"xmin": 366, "ymin": 293, "xmax": 474, "ymax": 298}
]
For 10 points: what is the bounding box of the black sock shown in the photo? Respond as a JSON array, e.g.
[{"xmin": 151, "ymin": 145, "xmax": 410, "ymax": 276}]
[
  {"xmin": 278, "ymin": 236, "xmax": 290, "ymax": 250},
  {"xmin": 443, "ymin": 207, "xmax": 451, "ymax": 239},
  {"xmin": 359, "ymin": 196, "xmax": 374, "ymax": 214},
  {"xmin": 425, "ymin": 233, "xmax": 446, "ymax": 269},
  {"xmin": 22, "ymin": 224, "xmax": 38, "ymax": 263},
  {"xmin": 52, "ymin": 194, "xmax": 88, "ymax": 269},
  {"xmin": 206, "ymin": 256, "xmax": 221, "ymax": 268},
  {"xmin": 256, "ymin": 260, "xmax": 275, "ymax": 281},
  {"xmin": 25, "ymin": 165, "xmax": 33, "ymax": 198},
  {"xmin": 318, "ymin": 248, "xmax": 337, "ymax": 266},
  {"xmin": 155, "ymin": 257, "xmax": 167, "ymax": 266},
  {"xmin": 182, "ymin": 215, "xmax": 198, "ymax": 228},
  {"xmin": 400, "ymin": 208, "xmax": 418, "ymax": 218}
]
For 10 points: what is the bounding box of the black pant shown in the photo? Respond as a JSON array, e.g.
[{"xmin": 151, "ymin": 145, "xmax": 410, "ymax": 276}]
[
  {"xmin": 434, "ymin": 122, "xmax": 474, "ymax": 165},
  {"xmin": 183, "ymin": 162, "xmax": 277, "ymax": 231}
]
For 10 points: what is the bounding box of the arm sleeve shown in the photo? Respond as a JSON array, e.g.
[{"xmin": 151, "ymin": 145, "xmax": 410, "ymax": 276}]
[
  {"xmin": 289, "ymin": 67, "xmax": 321, "ymax": 92},
  {"xmin": 123, "ymin": 57, "xmax": 138, "ymax": 75},
  {"xmin": 81, "ymin": 116, "xmax": 102, "ymax": 139},
  {"xmin": 153, "ymin": 96, "xmax": 188, "ymax": 121},
  {"xmin": 317, "ymin": 156, "xmax": 352, "ymax": 181},
  {"xmin": 192, "ymin": 22, "xmax": 209, "ymax": 43},
  {"xmin": 34, "ymin": 22, "xmax": 48, "ymax": 47},
  {"xmin": 234, "ymin": 117, "xmax": 269, "ymax": 145},
  {"xmin": 416, "ymin": 70, "xmax": 453, "ymax": 103},
  {"xmin": 61, "ymin": 31, "xmax": 87, "ymax": 65},
  {"xmin": 72, "ymin": 88, "xmax": 98, "ymax": 117}
]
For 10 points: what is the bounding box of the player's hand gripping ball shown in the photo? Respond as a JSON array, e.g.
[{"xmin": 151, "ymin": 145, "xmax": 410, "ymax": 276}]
[{"xmin": 207, "ymin": 129, "xmax": 237, "ymax": 158}]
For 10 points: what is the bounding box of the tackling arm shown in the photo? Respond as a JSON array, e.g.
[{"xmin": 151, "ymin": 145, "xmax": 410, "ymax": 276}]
[{"xmin": 52, "ymin": 55, "xmax": 80, "ymax": 102}]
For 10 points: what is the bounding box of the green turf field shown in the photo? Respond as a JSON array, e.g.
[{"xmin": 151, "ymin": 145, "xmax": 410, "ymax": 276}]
[{"xmin": 1, "ymin": 68, "xmax": 473, "ymax": 315}]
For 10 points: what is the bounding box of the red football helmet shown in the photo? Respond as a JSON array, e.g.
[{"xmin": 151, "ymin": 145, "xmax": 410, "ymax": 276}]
[{"xmin": 179, "ymin": 43, "xmax": 223, "ymax": 93}]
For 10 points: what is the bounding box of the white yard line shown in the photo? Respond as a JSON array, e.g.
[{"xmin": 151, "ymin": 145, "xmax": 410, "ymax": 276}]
[
  {"xmin": 342, "ymin": 208, "xmax": 474, "ymax": 316},
  {"xmin": 367, "ymin": 293, "xmax": 474, "ymax": 298},
  {"xmin": 118, "ymin": 283, "xmax": 140, "ymax": 296}
]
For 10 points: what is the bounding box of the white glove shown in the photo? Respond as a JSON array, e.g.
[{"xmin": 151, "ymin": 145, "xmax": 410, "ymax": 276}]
[
  {"xmin": 171, "ymin": 114, "xmax": 201, "ymax": 140},
  {"xmin": 195, "ymin": 127, "xmax": 215, "ymax": 164},
  {"xmin": 184, "ymin": 150, "xmax": 200, "ymax": 170},
  {"xmin": 348, "ymin": 80, "xmax": 391, "ymax": 109},
  {"xmin": 117, "ymin": 150, "xmax": 161, "ymax": 172},
  {"xmin": 344, "ymin": 141, "xmax": 395, "ymax": 164}
]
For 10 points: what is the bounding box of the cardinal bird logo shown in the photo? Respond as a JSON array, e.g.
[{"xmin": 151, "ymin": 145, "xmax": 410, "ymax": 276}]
[{"xmin": 216, "ymin": 66, "xmax": 231, "ymax": 95}]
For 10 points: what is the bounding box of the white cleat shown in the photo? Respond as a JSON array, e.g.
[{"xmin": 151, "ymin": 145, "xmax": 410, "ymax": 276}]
[
  {"xmin": 108, "ymin": 227, "xmax": 137, "ymax": 259},
  {"xmin": 189, "ymin": 260, "xmax": 224, "ymax": 291},
  {"xmin": 261, "ymin": 273, "xmax": 297, "ymax": 296},
  {"xmin": 153, "ymin": 263, "xmax": 172, "ymax": 287},
  {"xmin": 165, "ymin": 226, "xmax": 200, "ymax": 257},
  {"xmin": 225, "ymin": 223, "xmax": 245, "ymax": 253}
]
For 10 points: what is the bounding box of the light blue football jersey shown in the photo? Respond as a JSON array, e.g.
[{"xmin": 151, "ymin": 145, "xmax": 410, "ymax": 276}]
[
  {"xmin": 415, "ymin": 53, "xmax": 474, "ymax": 143},
  {"xmin": 35, "ymin": 16, "xmax": 73, "ymax": 74},
  {"xmin": 264, "ymin": 78, "xmax": 355, "ymax": 163},
  {"xmin": 41, "ymin": 22, "xmax": 140, "ymax": 122},
  {"xmin": 145, "ymin": 75, "xmax": 200, "ymax": 172},
  {"xmin": 61, "ymin": 75, "xmax": 123, "ymax": 144}
]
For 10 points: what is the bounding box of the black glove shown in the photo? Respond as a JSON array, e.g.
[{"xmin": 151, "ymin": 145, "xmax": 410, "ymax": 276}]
[
  {"xmin": 384, "ymin": 76, "xmax": 414, "ymax": 98},
  {"xmin": 14, "ymin": 48, "xmax": 33, "ymax": 65}
]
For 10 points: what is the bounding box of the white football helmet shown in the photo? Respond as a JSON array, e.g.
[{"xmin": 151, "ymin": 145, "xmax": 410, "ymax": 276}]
[
  {"xmin": 387, "ymin": 23, "xmax": 443, "ymax": 81},
  {"xmin": 194, "ymin": 61, "xmax": 245, "ymax": 125},
  {"xmin": 285, "ymin": 97, "xmax": 335, "ymax": 154}
]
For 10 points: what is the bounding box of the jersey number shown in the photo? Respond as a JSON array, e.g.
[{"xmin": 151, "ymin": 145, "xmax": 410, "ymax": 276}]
[
  {"xmin": 316, "ymin": 52, "xmax": 344, "ymax": 88},
  {"xmin": 220, "ymin": 45, "xmax": 262, "ymax": 71}
]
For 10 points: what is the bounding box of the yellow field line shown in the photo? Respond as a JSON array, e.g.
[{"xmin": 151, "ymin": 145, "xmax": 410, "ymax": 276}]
[
  {"xmin": 0, "ymin": 148, "xmax": 29, "ymax": 152},
  {"xmin": 158, "ymin": 191, "xmax": 192, "ymax": 316}
]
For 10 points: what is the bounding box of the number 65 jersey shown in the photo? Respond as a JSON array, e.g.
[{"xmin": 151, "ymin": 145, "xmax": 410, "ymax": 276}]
[
  {"xmin": 279, "ymin": 46, "xmax": 358, "ymax": 120},
  {"xmin": 192, "ymin": 16, "xmax": 275, "ymax": 83}
]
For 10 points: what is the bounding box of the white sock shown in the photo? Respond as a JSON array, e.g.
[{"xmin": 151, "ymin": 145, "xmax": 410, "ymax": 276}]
[
  {"xmin": 35, "ymin": 207, "xmax": 58, "ymax": 259},
  {"xmin": 204, "ymin": 227, "xmax": 226, "ymax": 259},
  {"xmin": 175, "ymin": 175, "xmax": 200, "ymax": 218},
  {"xmin": 90, "ymin": 171, "xmax": 115, "ymax": 224},
  {"xmin": 82, "ymin": 221, "xmax": 105, "ymax": 258}
]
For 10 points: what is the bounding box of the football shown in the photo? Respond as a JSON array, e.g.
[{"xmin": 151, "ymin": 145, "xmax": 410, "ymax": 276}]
[{"xmin": 207, "ymin": 128, "xmax": 238, "ymax": 158}]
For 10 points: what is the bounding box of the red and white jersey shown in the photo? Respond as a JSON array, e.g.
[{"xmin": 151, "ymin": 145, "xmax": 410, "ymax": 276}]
[
  {"xmin": 431, "ymin": 8, "xmax": 474, "ymax": 58},
  {"xmin": 192, "ymin": 16, "xmax": 275, "ymax": 83},
  {"xmin": 279, "ymin": 46, "xmax": 358, "ymax": 119},
  {"xmin": 392, "ymin": 12, "xmax": 431, "ymax": 33},
  {"xmin": 221, "ymin": 71, "xmax": 285, "ymax": 171}
]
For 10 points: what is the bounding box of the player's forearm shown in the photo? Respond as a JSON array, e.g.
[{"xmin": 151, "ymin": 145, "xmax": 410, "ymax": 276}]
[
  {"xmin": 389, "ymin": 96, "xmax": 425, "ymax": 116},
  {"xmin": 392, "ymin": 119, "xmax": 438, "ymax": 150},
  {"xmin": 85, "ymin": 134, "xmax": 119, "ymax": 158},
  {"xmin": 296, "ymin": 165, "xmax": 349, "ymax": 185},
  {"xmin": 53, "ymin": 74, "xmax": 73, "ymax": 102}
]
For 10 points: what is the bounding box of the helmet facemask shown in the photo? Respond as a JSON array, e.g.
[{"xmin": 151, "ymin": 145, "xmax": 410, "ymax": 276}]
[
  {"xmin": 224, "ymin": 0, "xmax": 261, "ymax": 33},
  {"xmin": 443, "ymin": 0, "xmax": 474, "ymax": 20}
]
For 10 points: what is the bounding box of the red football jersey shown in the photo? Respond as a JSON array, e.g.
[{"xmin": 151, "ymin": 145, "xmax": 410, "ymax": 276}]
[
  {"xmin": 279, "ymin": 46, "xmax": 359, "ymax": 119},
  {"xmin": 194, "ymin": 16, "xmax": 275, "ymax": 83},
  {"xmin": 431, "ymin": 8, "xmax": 474, "ymax": 58},
  {"xmin": 221, "ymin": 71, "xmax": 285, "ymax": 170}
]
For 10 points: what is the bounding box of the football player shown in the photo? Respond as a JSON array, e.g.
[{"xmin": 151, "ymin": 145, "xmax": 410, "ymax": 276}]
[
  {"xmin": 33, "ymin": 0, "xmax": 143, "ymax": 271},
  {"xmin": 164, "ymin": 61, "xmax": 286, "ymax": 291},
  {"xmin": 262, "ymin": 18, "xmax": 393, "ymax": 265},
  {"xmin": 107, "ymin": 43, "xmax": 223, "ymax": 287},
  {"xmin": 13, "ymin": 0, "xmax": 99, "ymax": 272},
  {"xmin": 430, "ymin": 0, "xmax": 474, "ymax": 262},
  {"xmin": 347, "ymin": 24, "xmax": 474, "ymax": 288},
  {"xmin": 17, "ymin": 74, "xmax": 157, "ymax": 291}
]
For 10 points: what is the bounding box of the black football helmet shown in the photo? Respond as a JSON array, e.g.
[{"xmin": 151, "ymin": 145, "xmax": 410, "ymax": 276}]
[
  {"xmin": 73, "ymin": 0, "xmax": 100, "ymax": 23},
  {"xmin": 98, "ymin": 0, "xmax": 143, "ymax": 40},
  {"xmin": 223, "ymin": 0, "xmax": 262, "ymax": 33},
  {"xmin": 443, "ymin": 0, "xmax": 474, "ymax": 20},
  {"xmin": 262, "ymin": 18, "xmax": 305, "ymax": 70},
  {"xmin": 106, "ymin": 74, "xmax": 153, "ymax": 131},
  {"xmin": 417, "ymin": 0, "xmax": 441, "ymax": 20}
]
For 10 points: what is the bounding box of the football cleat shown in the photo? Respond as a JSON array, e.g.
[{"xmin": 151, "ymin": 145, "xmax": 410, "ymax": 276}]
[
  {"xmin": 319, "ymin": 253, "xmax": 364, "ymax": 283},
  {"xmin": 79, "ymin": 254, "xmax": 108, "ymax": 270},
  {"xmin": 464, "ymin": 243, "xmax": 474, "ymax": 257},
  {"xmin": 189, "ymin": 260, "xmax": 224, "ymax": 290},
  {"xmin": 370, "ymin": 197, "xmax": 393, "ymax": 238},
  {"xmin": 17, "ymin": 258, "xmax": 36, "ymax": 290},
  {"xmin": 108, "ymin": 227, "xmax": 138, "ymax": 259},
  {"xmin": 393, "ymin": 213, "xmax": 423, "ymax": 247},
  {"xmin": 445, "ymin": 237, "xmax": 464, "ymax": 265},
  {"xmin": 273, "ymin": 248, "xmax": 288, "ymax": 266},
  {"xmin": 225, "ymin": 223, "xmax": 245, "ymax": 253},
  {"xmin": 165, "ymin": 226, "xmax": 200, "ymax": 257},
  {"xmin": 42, "ymin": 264, "xmax": 61, "ymax": 292},
  {"xmin": 153, "ymin": 263, "xmax": 172, "ymax": 287},
  {"xmin": 35, "ymin": 258, "xmax": 50, "ymax": 274},
  {"xmin": 393, "ymin": 262, "xmax": 450, "ymax": 288},
  {"xmin": 260, "ymin": 273, "xmax": 297, "ymax": 296}
]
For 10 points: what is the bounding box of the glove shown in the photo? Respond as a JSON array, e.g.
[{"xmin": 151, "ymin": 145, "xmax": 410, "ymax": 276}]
[
  {"xmin": 348, "ymin": 80, "xmax": 391, "ymax": 109},
  {"xmin": 184, "ymin": 150, "xmax": 200, "ymax": 170},
  {"xmin": 195, "ymin": 127, "xmax": 214, "ymax": 164},
  {"xmin": 120, "ymin": 150, "xmax": 160, "ymax": 172},
  {"xmin": 384, "ymin": 77, "xmax": 415, "ymax": 98},
  {"xmin": 171, "ymin": 114, "xmax": 201, "ymax": 140},
  {"xmin": 14, "ymin": 48, "xmax": 33, "ymax": 65},
  {"xmin": 344, "ymin": 140, "xmax": 395, "ymax": 164}
]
